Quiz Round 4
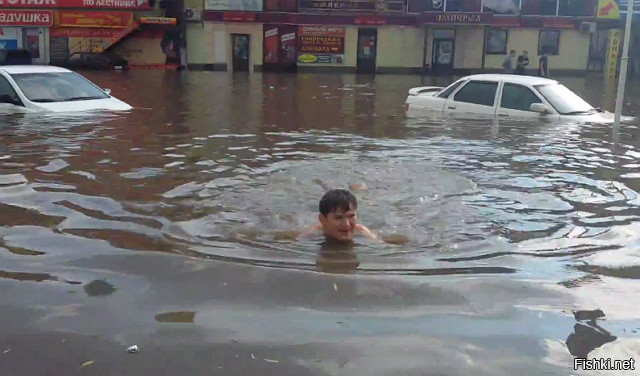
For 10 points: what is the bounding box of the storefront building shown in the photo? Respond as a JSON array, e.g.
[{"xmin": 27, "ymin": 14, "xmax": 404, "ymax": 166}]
[
  {"xmin": 188, "ymin": 0, "xmax": 603, "ymax": 75},
  {"xmin": 0, "ymin": 9, "xmax": 53, "ymax": 64},
  {"xmin": 0, "ymin": 0, "xmax": 180, "ymax": 67}
]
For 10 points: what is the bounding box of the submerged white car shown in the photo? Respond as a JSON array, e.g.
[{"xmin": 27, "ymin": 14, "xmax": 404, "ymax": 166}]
[
  {"xmin": 0, "ymin": 65, "xmax": 131, "ymax": 113},
  {"xmin": 405, "ymin": 74, "xmax": 633, "ymax": 123}
]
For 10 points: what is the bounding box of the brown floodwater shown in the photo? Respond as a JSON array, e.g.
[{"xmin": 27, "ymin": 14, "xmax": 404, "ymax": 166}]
[{"xmin": 1, "ymin": 71, "xmax": 640, "ymax": 375}]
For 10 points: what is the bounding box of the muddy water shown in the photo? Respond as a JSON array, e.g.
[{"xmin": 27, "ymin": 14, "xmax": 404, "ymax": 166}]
[{"xmin": 1, "ymin": 71, "xmax": 640, "ymax": 375}]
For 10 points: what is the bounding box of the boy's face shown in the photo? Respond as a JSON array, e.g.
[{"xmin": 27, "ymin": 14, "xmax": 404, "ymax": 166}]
[{"xmin": 319, "ymin": 205, "xmax": 357, "ymax": 242}]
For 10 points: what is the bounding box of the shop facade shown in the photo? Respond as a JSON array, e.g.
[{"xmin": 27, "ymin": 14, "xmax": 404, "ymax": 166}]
[
  {"xmin": 186, "ymin": 0, "xmax": 604, "ymax": 75},
  {"xmin": 0, "ymin": 9, "xmax": 53, "ymax": 63},
  {"xmin": 0, "ymin": 0, "xmax": 164, "ymax": 66}
]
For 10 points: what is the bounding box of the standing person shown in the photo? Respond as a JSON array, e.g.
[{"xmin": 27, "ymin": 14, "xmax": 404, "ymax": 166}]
[
  {"xmin": 503, "ymin": 50, "xmax": 516, "ymax": 74},
  {"xmin": 538, "ymin": 52, "xmax": 549, "ymax": 78},
  {"xmin": 516, "ymin": 50, "xmax": 530, "ymax": 75}
]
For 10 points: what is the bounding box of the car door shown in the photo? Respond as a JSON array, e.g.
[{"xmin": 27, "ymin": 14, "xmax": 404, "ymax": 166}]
[
  {"xmin": 444, "ymin": 80, "xmax": 499, "ymax": 116},
  {"xmin": 497, "ymin": 82, "xmax": 554, "ymax": 118}
]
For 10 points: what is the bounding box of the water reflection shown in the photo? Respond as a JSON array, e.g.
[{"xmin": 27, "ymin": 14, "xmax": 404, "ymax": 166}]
[
  {"xmin": 155, "ymin": 311, "xmax": 196, "ymax": 323},
  {"xmin": 316, "ymin": 239, "xmax": 360, "ymax": 274}
]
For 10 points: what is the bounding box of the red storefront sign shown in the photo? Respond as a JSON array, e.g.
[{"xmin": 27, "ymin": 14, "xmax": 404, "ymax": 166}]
[
  {"xmin": 423, "ymin": 12, "xmax": 492, "ymax": 24},
  {"xmin": 354, "ymin": 15, "xmax": 386, "ymax": 24},
  {"xmin": 542, "ymin": 17, "xmax": 575, "ymax": 29},
  {"xmin": 0, "ymin": 0, "xmax": 150, "ymax": 10},
  {"xmin": 0, "ymin": 10, "xmax": 53, "ymax": 26},
  {"xmin": 222, "ymin": 11, "xmax": 255, "ymax": 22},
  {"xmin": 298, "ymin": 0, "xmax": 403, "ymax": 12},
  {"xmin": 56, "ymin": 10, "xmax": 132, "ymax": 28},
  {"xmin": 50, "ymin": 25, "xmax": 129, "ymax": 37},
  {"xmin": 139, "ymin": 16, "xmax": 176, "ymax": 25}
]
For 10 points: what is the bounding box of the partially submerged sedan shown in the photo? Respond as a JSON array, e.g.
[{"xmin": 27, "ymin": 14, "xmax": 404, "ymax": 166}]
[
  {"xmin": 405, "ymin": 74, "xmax": 633, "ymax": 124},
  {"xmin": 0, "ymin": 65, "xmax": 131, "ymax": 113}
]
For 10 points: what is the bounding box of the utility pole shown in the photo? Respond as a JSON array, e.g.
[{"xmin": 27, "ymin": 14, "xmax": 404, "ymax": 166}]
[{"xmin": 614, "ymin": 0, "xmax": 635, "ymax": 127}]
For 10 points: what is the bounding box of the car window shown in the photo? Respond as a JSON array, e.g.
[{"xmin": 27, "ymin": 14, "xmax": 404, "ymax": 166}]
[
  {"xmin": 535, "ymin": 84, "xmax": 593, "ymax": 115},
  {"xmin": 500, "ymin": 83, "xmax": 542, "ymax": 111},
  {"xmin": 453, "ymin": 81, "xmax": 498, "ymax": 107},
  {"xmin": 437, "ymin": 79, "xmax": 465, "ymax": 98},
  {"xmin": 0, "ymin": 75, "xmax": 21, "ymax": 105},
  {"xmin": 10, "ymin": 72, "xmax": 109, "ymax": 103}
]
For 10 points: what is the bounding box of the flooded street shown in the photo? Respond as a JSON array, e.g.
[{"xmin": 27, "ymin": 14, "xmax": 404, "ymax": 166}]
[{"xmin": 2, "ymin": 71, "xmax": 640, "ymax": 375}]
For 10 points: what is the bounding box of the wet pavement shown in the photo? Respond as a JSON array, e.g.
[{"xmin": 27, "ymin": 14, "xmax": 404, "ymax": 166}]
[{"xmin": 1, "ymin": 71, "xmax": 640, "ymax": 375}]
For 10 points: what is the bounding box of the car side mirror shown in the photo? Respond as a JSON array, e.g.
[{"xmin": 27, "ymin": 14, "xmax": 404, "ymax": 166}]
[
  {"xmin": 103, "ymin": 88, "xmax": 111, "ymax": 95},
  {"xmin": 0, "ymin": 94, "xmax": 18, "ymax": 105},
  {"xmin": 530, "ymin": 103, "xmax": 549, "ymax": 114}
]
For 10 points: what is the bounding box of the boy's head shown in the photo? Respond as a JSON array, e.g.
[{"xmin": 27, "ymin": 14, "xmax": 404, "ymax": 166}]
[
  {"xmin": 318, "ymin": 189, "xmax": 358, "ymax": 242},
  {"xmin": 510, "ymin": 50, "xmax": 516, "ymax": 56}
]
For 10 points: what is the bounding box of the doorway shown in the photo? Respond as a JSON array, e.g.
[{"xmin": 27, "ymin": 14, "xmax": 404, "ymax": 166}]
[
  {"xmin": 432, "ymin": 29, "xmax": 455, "ymax": 76},
  {"xmin": 232, "ymin": 34, "xmax": 250, "ymax": 72},
  {"xmin": 356, "ymin": 28, "xmax": 377, "ymax": 74}
]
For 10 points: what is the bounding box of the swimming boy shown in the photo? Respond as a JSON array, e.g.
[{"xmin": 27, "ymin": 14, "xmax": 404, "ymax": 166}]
[{"xmin": 304, "ymin": 189, "xmax": 378, "ymax": 242}]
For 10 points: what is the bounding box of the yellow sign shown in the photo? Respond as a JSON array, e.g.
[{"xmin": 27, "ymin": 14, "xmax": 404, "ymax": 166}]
[
  {"xmin": 597, "ymin": 0, "xmax": 620, "ymax": 20},
  {"xmin": 297, "ymin": 53, "xmax": 318, "ymax": 63},
  {"xmin": 606, "ymin": 29, "xmax": 622, "ymax": 79},
  {"xmin": 139, "ymin": 17, "xmax": 177, "ymax": 25}
]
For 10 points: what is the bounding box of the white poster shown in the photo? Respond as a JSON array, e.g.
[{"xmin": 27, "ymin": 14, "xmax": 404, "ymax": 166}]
[
  {"xmin": 0, "ymin": 27, "xmax": 18, "ymax": 40},
  {"xmin": 204, "ymin": 0, "xmax": 261, "ymax": 11}
]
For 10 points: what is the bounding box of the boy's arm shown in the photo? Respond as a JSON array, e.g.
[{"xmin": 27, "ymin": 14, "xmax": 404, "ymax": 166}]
[{"xmin": 355, "ymin": 224, "xmax": 380, "ymax": 241}]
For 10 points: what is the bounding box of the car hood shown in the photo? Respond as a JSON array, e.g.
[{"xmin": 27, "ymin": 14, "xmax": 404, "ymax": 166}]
[
  {"xmin": 575, "ymin": 111, "xmax": 636, "ymax": 124},
  {"xmin": 27, "ymin": 97, "xmax": 132, "ymax": 112}
]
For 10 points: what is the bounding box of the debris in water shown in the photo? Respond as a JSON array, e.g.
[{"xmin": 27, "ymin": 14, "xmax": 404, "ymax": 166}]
[
  {"xmin": 127, "ymin": 345, "xmax": 139, "ymax": 353},
  {"xmin": 269, "ymin": 86, "xmax": 275, "ymax": 90},
  {"xmin": 81, "ymin": 361, "xmax": 94, "ymax": 367},
  {"xmin": 264, "ymin": 358, "xmax": 279, "ymax": 363},
  {"xmin": 36, "ymin": 159, "xmax": 69, "ymax": 173},
  {"xmin": 3, "ymin": 349, "xmax": 11, "ymax": 354},
  {"xmin": 349, "ymin": 183, "xmax": 367, "ymax": 191},
  {"xmin": 333, "ymin": 282, "xmax": 338, "ymax": 291},
  {"xmin": 251, "ymin": 353, "xmax": 256, "ymax": 360}
]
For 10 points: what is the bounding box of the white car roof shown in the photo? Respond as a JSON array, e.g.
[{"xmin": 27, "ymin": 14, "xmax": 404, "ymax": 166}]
[
  {"xmin": 461, "ymin": 74, "xmax": 558, "ymax": 86},
  {"xmin": 0, "ymin": 65, "xmax": 72, "ymax": 75}
]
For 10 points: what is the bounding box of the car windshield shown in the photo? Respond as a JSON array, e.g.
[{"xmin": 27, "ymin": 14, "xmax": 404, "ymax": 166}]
[
  {"xmin": 534, "ymin": 84, "xmax": 594, "ymax": 115},
  {"xmin": 10, "ymin": 72, "xmax": 109, "ymax": 102}
]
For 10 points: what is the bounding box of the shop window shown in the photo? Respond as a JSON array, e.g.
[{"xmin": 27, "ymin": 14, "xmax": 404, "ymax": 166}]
[
  {"xmin": 445, "ymin": 0, "xmax": 482, "ymax": 12},
  {"xmin": 500, "ymin": 84, "xmax": 542, "ymax": 111},
  {"xmin": 483, "ymin": 0, "xmax": 519, "ymax": 14},
  {"xmin": 558, "ymin": 0, "xmax": 596, "ymax": 16},
  {"xmin": 418, "ymin": 0, "xmax": 445, "ymax": 11},
  {"xmin": 521, "ymin": 0, "xmax": 558, "ymax": 15},
  {"xmin": 454, "ymin": 81, "xmax": 498, "ymax": 107},
  {"xmin": 539, "ymin": 30, "xmax": 560, "ymax": 55},
  {"xmin": 485, "ymin": 29, "xmax": 508, "ymax": 55}
]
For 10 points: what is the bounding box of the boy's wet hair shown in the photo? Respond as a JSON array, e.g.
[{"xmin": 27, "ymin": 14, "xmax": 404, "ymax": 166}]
[{"xmin": 319, "ymin": 189, "xmax": 357, "ymax": 216}]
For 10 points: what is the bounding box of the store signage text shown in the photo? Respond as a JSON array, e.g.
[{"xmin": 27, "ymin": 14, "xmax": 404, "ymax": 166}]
[
  {"xmin": 0, "ymin": 0, "xmax": 150, "ymax": 10},
  {"xmin": 0, "ymin": 10, "xmax": 53, "ymax": 26}
]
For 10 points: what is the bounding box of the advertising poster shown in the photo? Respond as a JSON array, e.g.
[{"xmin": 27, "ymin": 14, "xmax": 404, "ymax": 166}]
[
  {"xmin": 297, "ymin": 25, "xmax": 344, "ymax": 64},
  {"xmin": 263, "ymin": 27, "xmax": 279, "ymax": 64},
  {"xmin": 280, "ymin": 31, "xmax": 296, "ymax": 65},
  {"xmin": 0, "ymin": 27, "xmax": 18, "ymax": 51}
]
